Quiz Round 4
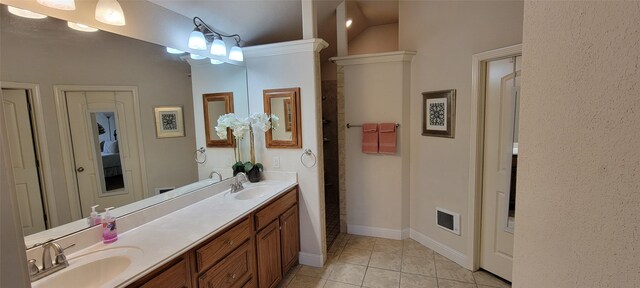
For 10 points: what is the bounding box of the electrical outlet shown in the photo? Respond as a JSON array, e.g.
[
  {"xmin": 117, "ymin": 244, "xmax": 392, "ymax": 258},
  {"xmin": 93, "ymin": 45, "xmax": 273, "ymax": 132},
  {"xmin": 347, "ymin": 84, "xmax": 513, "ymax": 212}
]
[{"xmin": 272, "ymin": 156, "xmax": 280, "ymax": 168}]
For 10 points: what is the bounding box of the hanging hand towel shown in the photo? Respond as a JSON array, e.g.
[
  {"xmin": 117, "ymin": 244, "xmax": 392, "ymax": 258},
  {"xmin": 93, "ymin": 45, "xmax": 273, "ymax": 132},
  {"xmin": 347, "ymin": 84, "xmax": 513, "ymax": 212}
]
[
  {"xmin": 361, "ymin": 123, "xmax": 379, "ymax": 154},
  {"xmin": 378, "ymin": 123, "xmax": 397, "ymax": 154}
]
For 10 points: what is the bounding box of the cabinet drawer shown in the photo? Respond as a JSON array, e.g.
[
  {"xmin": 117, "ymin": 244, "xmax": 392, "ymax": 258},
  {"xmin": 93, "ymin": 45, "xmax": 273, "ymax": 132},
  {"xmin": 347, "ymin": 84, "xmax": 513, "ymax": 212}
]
[
  {"xmin": 197, "ymin": 218, "xmax": 251, "ymax": 273},
  {"xmin": 254, "ymin": 188, "xmax": 297, "ymax": 231},
  {"xmin": 135, "ymin": 257, "xmax": 190, "ymax": 288},
  {"xmin": 198, "ymin": 242, "xmax": 253, "ymax": 288}
]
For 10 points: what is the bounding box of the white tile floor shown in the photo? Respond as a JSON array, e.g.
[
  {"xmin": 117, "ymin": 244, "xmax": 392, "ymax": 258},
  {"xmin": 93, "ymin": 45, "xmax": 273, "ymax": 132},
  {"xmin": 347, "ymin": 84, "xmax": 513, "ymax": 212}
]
[{"xmin": 279, "ymin": 234, "xmax": 511, "ymax": 288}]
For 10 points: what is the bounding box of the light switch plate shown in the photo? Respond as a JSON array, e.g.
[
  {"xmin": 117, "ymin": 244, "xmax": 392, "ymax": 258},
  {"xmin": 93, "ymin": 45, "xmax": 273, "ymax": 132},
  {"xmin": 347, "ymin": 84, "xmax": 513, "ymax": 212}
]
[{"xmin": 272, "ymin": 156, "xmax": 280, "ymax": 168}]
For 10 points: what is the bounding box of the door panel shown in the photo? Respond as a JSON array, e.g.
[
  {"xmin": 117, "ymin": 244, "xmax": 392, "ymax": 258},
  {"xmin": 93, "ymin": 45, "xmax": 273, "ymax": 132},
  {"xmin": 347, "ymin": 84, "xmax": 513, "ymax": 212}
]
[
  {"xmin": 2, "ymin": 89, "xmax": 46, "ymax": 234},
  {"xmin": 256, "ymin": 220, "xmax": 282, "ymax": 288},
  {"xmin": 279, "ymin": 204, "xmax": 299, "ymax": 273},
  {"xmin": 480, "ymin": 56, "xmax": 521, "ymax": 281},
  {"xmin": 66, "ymin": 90, "xmax": 143, "ymax": 216}
]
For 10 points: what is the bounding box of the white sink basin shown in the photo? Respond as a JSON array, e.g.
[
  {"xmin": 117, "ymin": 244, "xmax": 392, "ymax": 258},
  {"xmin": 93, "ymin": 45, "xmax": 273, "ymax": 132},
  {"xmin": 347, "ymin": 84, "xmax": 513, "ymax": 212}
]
[
  {"xmin": 32, "ymin": 246, "xmax": 142, "ymax": 288},
  {"xmin": 232, "ymin": 186, "xmax": 271, "ymax": 200}
]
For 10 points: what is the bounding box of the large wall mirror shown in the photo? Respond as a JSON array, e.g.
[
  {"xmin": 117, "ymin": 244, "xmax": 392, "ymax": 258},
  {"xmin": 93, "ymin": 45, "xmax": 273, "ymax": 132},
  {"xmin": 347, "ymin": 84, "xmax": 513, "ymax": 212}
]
[
  {"xmin": 0, "ymin": 5, "xmax": 250, "ymax": 248},
  {"xmin": 264, "ymin": 87, "xmax": 302, "ymax": 148},
  {"xmin": 203, "ymin": 92, "xmax": 234, "ymax": 147}
]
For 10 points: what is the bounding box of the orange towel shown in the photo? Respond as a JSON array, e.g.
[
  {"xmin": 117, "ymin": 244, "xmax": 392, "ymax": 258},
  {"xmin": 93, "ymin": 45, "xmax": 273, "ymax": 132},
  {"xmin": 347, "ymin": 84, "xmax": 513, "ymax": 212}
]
[
  {"xmin": 378, "ymin": 123, "xmax": 397, "ymax": 154},
  {"xmin": 362, "ymin": 123, "xmax": 378, "ymax": 154}
]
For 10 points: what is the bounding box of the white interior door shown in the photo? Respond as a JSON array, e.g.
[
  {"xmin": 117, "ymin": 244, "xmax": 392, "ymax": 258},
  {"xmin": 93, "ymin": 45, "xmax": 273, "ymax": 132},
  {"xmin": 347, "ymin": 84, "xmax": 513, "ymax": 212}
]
[
  {"xmin": 65, "ymin": 90, "xmax": 144, "ymax": 216},
  {"xmin": 480, "ymin": 56, "xmax": 521, "ymax": 281},
  {"xmin": 2, "ymin": 88, "xmax": 47, "ymax": 235}
]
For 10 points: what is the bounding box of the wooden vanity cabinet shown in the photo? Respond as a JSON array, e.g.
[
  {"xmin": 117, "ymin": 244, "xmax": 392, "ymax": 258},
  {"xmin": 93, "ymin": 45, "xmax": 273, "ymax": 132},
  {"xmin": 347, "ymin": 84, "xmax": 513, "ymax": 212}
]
[
  {"xmin": 255, "ymin": 188, "xmax": 300, "ymax": 288},
  {"xmin": 128, "ymin": 186, "xmax": 299, "ymax": 288}
]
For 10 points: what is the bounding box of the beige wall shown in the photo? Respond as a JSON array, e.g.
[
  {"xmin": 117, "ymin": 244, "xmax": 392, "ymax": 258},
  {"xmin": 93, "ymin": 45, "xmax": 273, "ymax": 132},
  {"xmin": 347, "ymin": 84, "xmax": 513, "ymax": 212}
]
[
  {"xmin": 399, "ymin": 1, "xmax": 523, "ymax": 263},
  {"xmin": 245, "ymin": 40, "xmax": 327, "ymax": 266},
  {"xmin": 339, "ymin": 54, "xmax": 412, "ymax": 238},
  {"xmin": 513, "ymin": 2, "xmax": 640, "ymax": 287},
  {"xmin": 0, "ymin": 12, "xmax": 197, "ymax": 225},
  {"xmin": 189, "ymin": 61, "xmax": 249, "ymax": 180},
  {"xmin": 349, "ymin": 23, "xmax": 399, "ymax": 55}
]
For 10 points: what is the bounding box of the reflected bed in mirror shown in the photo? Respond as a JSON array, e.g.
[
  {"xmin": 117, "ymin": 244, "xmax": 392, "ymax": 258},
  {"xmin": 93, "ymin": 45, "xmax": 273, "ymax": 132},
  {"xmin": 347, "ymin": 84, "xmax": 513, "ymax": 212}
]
[
  {"xmin": 0, "ymin": 5, "xmax": 250, "ymax": 248},
  {"xmin": 264, "ymin": 87, "xmax": 302, "ymax": 148}
]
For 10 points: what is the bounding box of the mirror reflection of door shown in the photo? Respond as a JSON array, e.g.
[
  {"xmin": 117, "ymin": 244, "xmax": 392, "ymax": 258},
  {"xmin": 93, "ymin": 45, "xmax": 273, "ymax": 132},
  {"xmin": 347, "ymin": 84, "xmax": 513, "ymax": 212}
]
[
  {"xmin": 2, "ymin": 88, "xmax": 47, "ymax": 235},
  {"xmin": 203, "ymin": 92, "xmax": 234, "ymax": 147},
  {"xmin": 65, "ymin": 90, "xmax": 144, "ymax": 217},
  {"xmin": 271, "ymin": 97, "xmax": 293, "ymax": 141},
  {"xmin": 284, "ymin": 98, "xmax": 292, "ymax": 132}
]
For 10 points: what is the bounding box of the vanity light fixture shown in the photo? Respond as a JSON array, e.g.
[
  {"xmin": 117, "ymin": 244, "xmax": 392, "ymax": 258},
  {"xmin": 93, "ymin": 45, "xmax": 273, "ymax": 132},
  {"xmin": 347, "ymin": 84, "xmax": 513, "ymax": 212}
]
[
  {"xmin": 37, "ymin": 0, "xmax": 75, "ymax": 11},
  {"xmin": 210, "ymin": 36, "xmax": 227, "ymax": 57},
  {"xmin": 95, "ymin": 0, "xmax": 126, "ymax": 26},
  {"xmin": 210, "ymin": 59, "xmax": 224, "ymax": 65},
  {"xmin": 67, "ymin": 22, "xmax": 98, "ymax": 32},
  {"xmin": 188, "ymin": 16, "xmax": 243, "ymax": 62},
  {"xmin": 190, "ymin": 53, "xmax": 206, "ymax": 60},
  {"xmin": 166, "ymin": 47, "xmax": 185, "ymax": 54},
  {"xmin": 7, "ymin": 6, "xmax": 47, "ymax": 19},
  {"xmin": 346, "ymin": 19, "xmax": 353, "ymax": 28}
]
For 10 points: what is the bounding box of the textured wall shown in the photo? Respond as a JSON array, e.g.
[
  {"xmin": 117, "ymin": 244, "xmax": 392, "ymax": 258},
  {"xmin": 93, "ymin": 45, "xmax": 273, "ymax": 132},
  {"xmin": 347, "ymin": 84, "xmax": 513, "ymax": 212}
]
[
  {"xmin": 399, "ymin": 1, "xmax": 523, "ymax": 262},
  {"xmin": 513, "ymin": 1, "xmax": 640, "ymax": 287}
]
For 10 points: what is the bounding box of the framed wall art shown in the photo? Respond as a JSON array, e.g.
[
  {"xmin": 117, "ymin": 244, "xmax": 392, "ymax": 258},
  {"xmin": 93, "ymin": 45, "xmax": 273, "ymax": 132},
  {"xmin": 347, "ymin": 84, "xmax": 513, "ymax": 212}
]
[
  {"xmin": 422, "ymin": 89, "xmax": 456, "ymax": 138},
  {"xmin": 154, "ymin": 106, "xmax": 185, "ymax": 138}
]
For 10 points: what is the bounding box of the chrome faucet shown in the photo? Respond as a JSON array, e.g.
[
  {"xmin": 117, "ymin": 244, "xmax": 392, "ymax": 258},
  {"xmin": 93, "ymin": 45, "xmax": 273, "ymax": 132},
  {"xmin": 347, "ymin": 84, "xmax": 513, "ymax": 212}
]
[
  {"xmin": 209, "ymin": 170, "xmax": 222, "ymax": 182},
  {"xmin": 29, "ymin": 241, "xmax": 74, "ymax": 281},
  {"xmin": 230, "ymin": 172, "xmax": 248, "ymax": 193}
]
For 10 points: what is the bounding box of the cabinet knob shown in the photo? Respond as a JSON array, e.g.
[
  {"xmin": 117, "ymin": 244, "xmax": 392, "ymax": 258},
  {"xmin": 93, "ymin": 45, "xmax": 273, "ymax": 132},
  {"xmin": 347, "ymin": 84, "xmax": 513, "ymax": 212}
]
[
  {"xmin": 225, "ymin": 239, "xmax": 234, "ymax": 246},
  {"xmin": 76, "ymin": 167, "xmax": 85, "ymax": 172},
  {"xmin": 228, "ymin": 273, "xmax": 237, "ymax": 279}
]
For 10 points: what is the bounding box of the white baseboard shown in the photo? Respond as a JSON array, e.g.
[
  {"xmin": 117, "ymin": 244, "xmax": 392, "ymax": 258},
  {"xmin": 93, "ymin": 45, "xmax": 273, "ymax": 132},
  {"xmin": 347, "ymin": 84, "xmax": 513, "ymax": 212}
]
[
  {"xmin": 409, "ymin": 228, "xmax": 471, "ymax": 270},
  {"xmin": 299, "ymin": 252, "xmax": 324, "ymax": 267},
  {"xmin": 347, "ymin": 224, "xmax": 410, "ymax": 240}
]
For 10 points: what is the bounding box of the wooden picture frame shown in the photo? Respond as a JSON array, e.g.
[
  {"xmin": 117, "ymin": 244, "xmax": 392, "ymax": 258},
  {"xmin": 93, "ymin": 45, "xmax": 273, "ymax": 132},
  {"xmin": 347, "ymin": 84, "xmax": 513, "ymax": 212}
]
[
  {"xmin": 154, "ymin": 106, "xmax": 185, "ymax": 138},
  {"xmin": 422, "ymin": 89, "xmax": 456, "ymax": 138},
  {"xmin": 203, "ymin": 92, "xmax": 234, "ymax": 147},
  {"xmin": 264, "ymin": 87, "xmax": 302, "ymax": 148}
]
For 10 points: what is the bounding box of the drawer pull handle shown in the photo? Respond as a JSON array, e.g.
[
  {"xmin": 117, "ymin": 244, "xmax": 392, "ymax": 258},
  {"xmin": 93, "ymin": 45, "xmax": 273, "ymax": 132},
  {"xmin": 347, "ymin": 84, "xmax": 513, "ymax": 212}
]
[
  {"xmin": 228, "ymin": 273, "xmax": 237, "ymax": 279},
  {"xmin": 225, "ymin": 240, "xmax": 234, "ymax": 246}
]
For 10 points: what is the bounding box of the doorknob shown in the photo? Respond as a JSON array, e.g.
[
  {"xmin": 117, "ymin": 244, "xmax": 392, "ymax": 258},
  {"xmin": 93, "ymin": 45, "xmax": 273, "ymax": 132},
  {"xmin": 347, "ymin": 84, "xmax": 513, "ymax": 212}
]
[{"xmin": 76, "ymin": 167, "xmax": 85, "ymax": 172}]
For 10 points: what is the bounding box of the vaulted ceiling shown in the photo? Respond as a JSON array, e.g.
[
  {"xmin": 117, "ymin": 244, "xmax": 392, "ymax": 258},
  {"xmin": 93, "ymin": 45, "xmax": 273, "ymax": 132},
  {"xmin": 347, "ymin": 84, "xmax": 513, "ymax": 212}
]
[{"xmin": 147, "ymin": 0, "xmax": 398, "ymax": 57}]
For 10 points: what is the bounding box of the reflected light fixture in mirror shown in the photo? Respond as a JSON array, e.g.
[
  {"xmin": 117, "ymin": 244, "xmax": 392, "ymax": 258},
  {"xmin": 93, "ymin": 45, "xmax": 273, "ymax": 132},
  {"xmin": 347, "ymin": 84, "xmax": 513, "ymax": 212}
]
[
  {"xmin": 228, "ymin": 45, "xmax": 243, "ymax": 62},
  {"xmin": 95, "ymin": 0, "xmax": 126, "ymax": 26},
  {"xmin": 37, "ymin": 0, "xmax": 75, "ymax": 10},
  {"xmin": 166, "ymin": 47, "xmax": 185, "ymax": 54},
  {"xmin": 67, "ymin": 22, "xmax": 99, "ymax": 32},
  {"xmin": 191, "ymin": 53, "xmax": 206, "ymax": 60},
  {"xmin": 7, "ymin": 6, "xmax": 47, "ymax": 19}
]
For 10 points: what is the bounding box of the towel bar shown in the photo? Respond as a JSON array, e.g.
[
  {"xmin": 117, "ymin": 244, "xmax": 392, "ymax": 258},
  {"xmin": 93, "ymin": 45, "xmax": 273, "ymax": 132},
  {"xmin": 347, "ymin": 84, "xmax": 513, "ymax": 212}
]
[{"xmin": 346, "ymin": 123, "xmax": 400, "ymax": 129}]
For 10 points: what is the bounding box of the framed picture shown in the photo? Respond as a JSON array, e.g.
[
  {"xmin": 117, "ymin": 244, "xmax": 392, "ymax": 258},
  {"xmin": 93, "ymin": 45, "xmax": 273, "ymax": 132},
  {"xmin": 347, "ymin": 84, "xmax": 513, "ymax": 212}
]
[
  {"xmin": 154, "ymin": 106, "xmax": 185, "ymax": 138},
  {"xmin": 422, "ymin": 89, "xmax": 456, "ymax": 138}
]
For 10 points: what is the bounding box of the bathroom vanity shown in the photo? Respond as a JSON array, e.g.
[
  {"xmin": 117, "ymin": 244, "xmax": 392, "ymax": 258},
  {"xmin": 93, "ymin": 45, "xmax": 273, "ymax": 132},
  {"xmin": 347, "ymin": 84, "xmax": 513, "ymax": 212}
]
[
  {"xmin": 28, "ymin": 175, "xmax": 300, "ymax": 288},
  {"xmin": 128, "ymin": 186, "xmax": 299, "ymax": 288}
]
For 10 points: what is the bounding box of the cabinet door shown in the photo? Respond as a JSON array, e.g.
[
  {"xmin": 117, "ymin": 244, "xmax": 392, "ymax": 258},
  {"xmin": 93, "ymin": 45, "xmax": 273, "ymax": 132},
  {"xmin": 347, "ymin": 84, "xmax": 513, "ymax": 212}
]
[
  {"xmin": 135, "ymin": 256, "xmax": 191, "ymax": 288},
  {"xmin": 198, "ymin": 241, "xmax": 253, "ymax": 288},
  {"xmin": 256, "ymin": 220, "xmax": 282, "ymax": 288},
  {"xmin": 279, "ymin": 204, "xmax": 299, "ymax": 273}
]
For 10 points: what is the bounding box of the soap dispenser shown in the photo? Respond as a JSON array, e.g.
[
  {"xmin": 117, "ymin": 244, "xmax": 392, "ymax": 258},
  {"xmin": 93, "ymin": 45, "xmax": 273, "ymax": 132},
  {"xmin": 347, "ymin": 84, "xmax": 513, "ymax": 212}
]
[
  {"xmin": 87, "ymin": 205, "xmax": 101, "ymax": 226},
  {"xmin": 102, "ymin": 207, "xmax": 118, "ymax": 244}
]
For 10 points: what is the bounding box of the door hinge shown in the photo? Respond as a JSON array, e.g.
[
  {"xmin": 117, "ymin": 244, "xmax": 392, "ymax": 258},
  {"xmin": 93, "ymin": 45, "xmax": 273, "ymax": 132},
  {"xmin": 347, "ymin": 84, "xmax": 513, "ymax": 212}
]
[{"xmin": 35, "ymin": 159, "xmax": 40, "ymax": 168}]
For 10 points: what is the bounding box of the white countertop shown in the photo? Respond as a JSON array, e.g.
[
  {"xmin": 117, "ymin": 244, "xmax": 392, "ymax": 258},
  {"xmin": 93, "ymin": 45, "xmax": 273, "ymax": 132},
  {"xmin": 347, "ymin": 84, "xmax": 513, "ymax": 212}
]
[{"xmin": 31, "ymin": 177, "xmax": 297, "ymax": 288}]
